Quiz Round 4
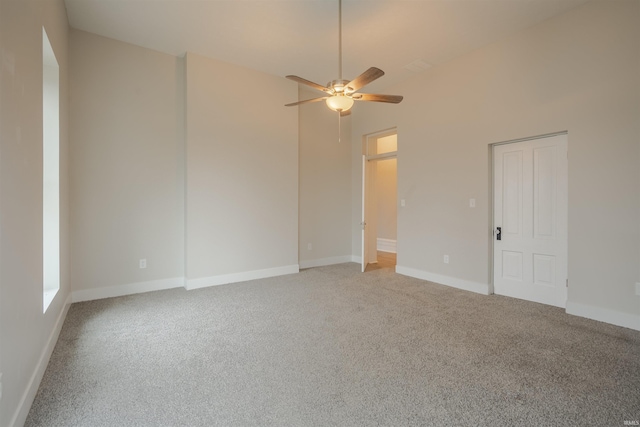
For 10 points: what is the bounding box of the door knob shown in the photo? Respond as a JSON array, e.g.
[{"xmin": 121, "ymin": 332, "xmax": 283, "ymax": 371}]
[{"xmin": 496, "ymin": 226, "xmax": 502, "ymax": 241}]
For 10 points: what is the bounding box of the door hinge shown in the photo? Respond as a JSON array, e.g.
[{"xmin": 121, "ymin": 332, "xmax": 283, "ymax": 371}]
[{"xmin": 566, "ymin": 279, "xmax": 568, "ymax": 288}]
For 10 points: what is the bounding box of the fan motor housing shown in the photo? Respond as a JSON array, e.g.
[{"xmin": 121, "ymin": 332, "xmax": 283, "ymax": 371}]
[{"xmin": 328, "ymin": 79, "xmax": 352, "ymax": 94}]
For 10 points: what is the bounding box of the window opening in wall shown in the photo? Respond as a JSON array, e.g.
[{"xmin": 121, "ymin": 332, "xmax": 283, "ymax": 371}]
[
  {"xmin": 374, "ymin": 134, "xmax": 397, "ymax": 155},
  {"xmin": 43, "ymin": 27, "xmax": 60, "ymax": 312}
]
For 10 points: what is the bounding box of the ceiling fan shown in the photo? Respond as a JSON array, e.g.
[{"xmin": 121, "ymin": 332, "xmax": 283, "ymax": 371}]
[{"xmin": 284, "ymin": 0, "xmax": 403, "ymax": 117}]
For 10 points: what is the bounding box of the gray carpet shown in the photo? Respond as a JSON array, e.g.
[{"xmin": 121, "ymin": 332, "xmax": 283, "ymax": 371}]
[{"xmin": 26, "ymin": 263, "xmax": 640, "ymax": 426}]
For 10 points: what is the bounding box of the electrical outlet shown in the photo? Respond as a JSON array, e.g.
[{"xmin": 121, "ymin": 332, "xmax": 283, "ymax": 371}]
[
  {"xmin": 307, "ymin": 243, "xmax": 312, "ymax": 251},
  {"xmin": 401, "ymin": 199, "xmax": 406, "ymax": 207},
  {"xmin": 139, "ymin": 259, "xmax": 147, "ymax": 269},
  {"xmin": 469, "ymin": 198, "xmax": 476, "ymax": 208},
  {"xmin": 444, "ymin": 255, "xmax": 449, "ymax": 264}
]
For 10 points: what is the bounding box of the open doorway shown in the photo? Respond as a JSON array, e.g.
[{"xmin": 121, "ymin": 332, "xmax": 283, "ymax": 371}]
[{"xmin": 362, "ymin": 130, "xmax": 397, "ymax": 272}]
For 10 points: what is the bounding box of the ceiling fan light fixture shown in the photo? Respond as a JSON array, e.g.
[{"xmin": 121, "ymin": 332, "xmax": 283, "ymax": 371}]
[
  {"xmin": 326, "ymin": 94, "xmax": 354, "ymax": 112},
  {"xmin": 284, "ymin": 0, "xmax": 402, "ymax": 123}
]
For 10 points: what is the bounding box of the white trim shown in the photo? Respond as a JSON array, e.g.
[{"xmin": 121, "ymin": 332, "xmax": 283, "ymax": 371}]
[
  {"xmin": 185, "ymin": 264, "xmax": 299, "ymax": 290},
  {"xmin": 43, "ymin": 287, "xmax": 59, "ymax": 313},
  {"xmin": 492, "ymin": 130, "xmax": 568, "ymax": 147},
  {"xmin": 395, "ymin": 265, "xmax": 490, "ymax": 295},
  {"xmin": 10, "ymin": 292, "xmax": 72, "ymax": 427},
  {"xmin": 300, "ymin": 256, "xmax": 353, "ymax": 269},
  {"xmin": 71, "ymin": 277, "xmax": 185, "ymax": 303},
  {"xmin": 367, "ymin": 152, "xmax": 397, "ymax": 161},
  {"xmin": 376, "ymin": 238, "xmax": 397, "ymax": 253},
  {"xmin": 566, "ymin": 301, "xmax": 640, "ymax": 332},
  {"xmin": 351, "ymin": 255, "xmax": 362, "ymax": 264}
]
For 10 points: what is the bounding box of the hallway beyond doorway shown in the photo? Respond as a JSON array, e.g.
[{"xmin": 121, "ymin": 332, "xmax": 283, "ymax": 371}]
[{"xmin": 365, "ymin": 251, "xmax": 396, "ymax": 272}]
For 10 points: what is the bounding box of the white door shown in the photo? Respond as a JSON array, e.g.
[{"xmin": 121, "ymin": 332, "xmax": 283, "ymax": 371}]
[
  {"xmin": 493, "ymin": 134, "xmax": 568, "ymax": 308},
  {"xmin": 361, "ymin": 155, "xmax": 369, "ymax": 272}
]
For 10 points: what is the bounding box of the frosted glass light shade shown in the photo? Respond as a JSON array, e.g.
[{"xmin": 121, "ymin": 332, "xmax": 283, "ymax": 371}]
[{"xmin": 326, "ymin": 95, "xmax": 354, "ymax": 112}]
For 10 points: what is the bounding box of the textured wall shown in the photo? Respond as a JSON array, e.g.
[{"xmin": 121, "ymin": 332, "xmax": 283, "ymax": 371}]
[
  {"xmin": 184, "ymin": 52, "xmax": 298, "ymax": 283},
  {"xmin": 298, "ymin": 87, "xmax": 352, "ymax": 266},
  {"xmin": 69, "ymin": 30, "xmax": 185, "ymax": 293}
]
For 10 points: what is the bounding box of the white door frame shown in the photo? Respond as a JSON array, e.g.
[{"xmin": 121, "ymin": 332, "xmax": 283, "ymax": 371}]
[
  {"xmin": 490, "ymin": 131, "xmax": 568, "ymax": 306},
  {"xmin": 361, "ymin": 155, "xmax": 368, "ymax": 272}
]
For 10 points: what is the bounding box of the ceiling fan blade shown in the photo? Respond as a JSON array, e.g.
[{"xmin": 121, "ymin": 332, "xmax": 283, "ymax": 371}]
[
  {"xmin": 285, "ymin": 97, "xmax": 329, "ymax": 107},
  {"xmin": 286, "ymin": 75, "xmax": 330, "ymax": 93},
  {"xmin": 352, "ymin": 93, "xmax": 403, "ymax": 104},
  {"xmin": 346, "ymin": 67, "xmax": 385, "ymax": 92}
]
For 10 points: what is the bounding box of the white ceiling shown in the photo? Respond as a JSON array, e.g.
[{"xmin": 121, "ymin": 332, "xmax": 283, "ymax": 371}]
[{"xmin": 64, "ymin": 0, "xmax": 590, "ymax": 92}]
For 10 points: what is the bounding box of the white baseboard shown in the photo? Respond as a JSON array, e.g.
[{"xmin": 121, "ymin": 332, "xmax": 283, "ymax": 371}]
[
  {"xmin": 566, "ymin": 301, "xmax": 640, "ymax": 331},
  {"xmin": 72, "ymin": 265, "xmax": 304, "ymax": 301},
  {"xmin": 299, "ymin": 255, "xmax": 354, "ymax": 269},
  {"xmin": 10, "ymin": 292, "xmax": 72, "ymax": 427},
  {"xmin": 185, "ymin": 264, "xmax": 299, "ymax": 290},
  {"xmin": 71, "ymin": 277, "xmax": 185, "ymax": 303},
  {"xmin": 351, "ymin": 255, "xmax": 362, "ymax": 264},
  {"xmin": 377, "ymin": 238, "xmax": 397, "ymax": 253},
  {"xmin": 395, "ymin": 265, "xmax": 490, "ymax": 295}
]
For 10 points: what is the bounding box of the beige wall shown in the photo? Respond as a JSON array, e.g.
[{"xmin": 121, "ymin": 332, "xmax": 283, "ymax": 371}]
[
  {"xmin": 69, "ymin": 37, "xmax": 300, "ymax": 290},
  {"xmin": 352, "ymin": 0, "xmax": 640, "ymax": 327},
  {"xmin": 0, "ymin": 0, "xmax": 71, "ymax": 424},
  {"xmin": 184, "ymin": 53, "xmax": 299, "ymax": 284},
  {"xmin": 376, "ymin": 158, "xmax": 397, "ymax": 241},
  {"xmin": 69, "ymin": 30, "xmax": 185, "ymax": 295},
  {"xmin": 298, "ymin": 87, "xmax": 352, "ymax": 267}
]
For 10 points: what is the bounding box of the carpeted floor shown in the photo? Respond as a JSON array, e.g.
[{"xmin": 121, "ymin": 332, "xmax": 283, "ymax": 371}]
[{"xmin": 26, "ymin": 263, "xmax": 640, "ymax": 426}]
